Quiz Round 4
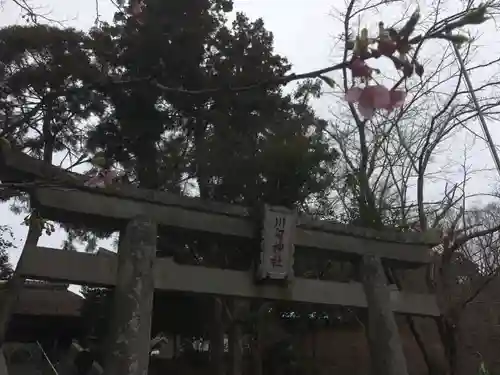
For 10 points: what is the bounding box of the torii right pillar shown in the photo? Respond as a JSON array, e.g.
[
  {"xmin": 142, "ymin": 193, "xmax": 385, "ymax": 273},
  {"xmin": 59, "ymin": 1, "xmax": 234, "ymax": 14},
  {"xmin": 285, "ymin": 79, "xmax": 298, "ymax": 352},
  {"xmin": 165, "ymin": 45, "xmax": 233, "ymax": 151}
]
[{"xmin": 361, "ymin": 254, "xmax": 409, "ymax": 375}]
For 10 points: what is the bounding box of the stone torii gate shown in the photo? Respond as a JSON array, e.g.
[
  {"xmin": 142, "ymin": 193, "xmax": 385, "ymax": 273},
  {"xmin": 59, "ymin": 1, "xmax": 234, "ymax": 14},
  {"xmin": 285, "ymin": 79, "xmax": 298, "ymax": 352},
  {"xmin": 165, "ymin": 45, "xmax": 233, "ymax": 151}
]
[{"xmin": 0, "ymin": 144, "xmax": 441, "ymax": 375}]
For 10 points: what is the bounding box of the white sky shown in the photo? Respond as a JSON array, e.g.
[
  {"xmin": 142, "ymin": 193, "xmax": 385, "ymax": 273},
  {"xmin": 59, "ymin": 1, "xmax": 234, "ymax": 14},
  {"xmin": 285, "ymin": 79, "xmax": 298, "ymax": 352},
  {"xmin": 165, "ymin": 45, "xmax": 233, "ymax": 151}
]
[
  {"xmin": 0, "ymin": 0, "xmax": 337, "ymax": 266},
  {"xmin": 1, "ymin": 0, "xmax": 500, "ymax": 269}
]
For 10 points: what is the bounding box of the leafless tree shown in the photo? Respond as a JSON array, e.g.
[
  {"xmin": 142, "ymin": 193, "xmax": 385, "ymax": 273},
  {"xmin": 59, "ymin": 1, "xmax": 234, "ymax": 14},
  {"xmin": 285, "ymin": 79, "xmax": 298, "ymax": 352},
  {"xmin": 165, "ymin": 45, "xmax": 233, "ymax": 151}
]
[
  {"xmin": 316, "ymin": 0, "xmax": 500, "ymax": 374},
  {"xmin": 1, "ymin": 0, "xmax": 65, "ymax": 24}
]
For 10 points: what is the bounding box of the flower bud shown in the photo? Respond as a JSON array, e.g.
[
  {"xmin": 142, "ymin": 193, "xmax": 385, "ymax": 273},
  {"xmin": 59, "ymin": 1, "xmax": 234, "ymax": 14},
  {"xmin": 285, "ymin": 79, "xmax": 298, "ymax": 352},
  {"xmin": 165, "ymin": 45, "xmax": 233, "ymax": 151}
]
[
  {"xmin": 349, "ymin": 58, "xmax": 372, "ymax": 78},
  {"xmin": 378, "ymin": 39, "xmax": 397, "ymax": 56}
]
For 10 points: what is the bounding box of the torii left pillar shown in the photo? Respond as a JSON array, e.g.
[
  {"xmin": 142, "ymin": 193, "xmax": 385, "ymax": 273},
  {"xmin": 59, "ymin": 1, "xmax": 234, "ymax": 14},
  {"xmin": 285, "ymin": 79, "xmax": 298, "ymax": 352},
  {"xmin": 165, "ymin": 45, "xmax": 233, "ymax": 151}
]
[{"xmin": 103, "ymin": 216, "xmax": 157, "ymax": 375}]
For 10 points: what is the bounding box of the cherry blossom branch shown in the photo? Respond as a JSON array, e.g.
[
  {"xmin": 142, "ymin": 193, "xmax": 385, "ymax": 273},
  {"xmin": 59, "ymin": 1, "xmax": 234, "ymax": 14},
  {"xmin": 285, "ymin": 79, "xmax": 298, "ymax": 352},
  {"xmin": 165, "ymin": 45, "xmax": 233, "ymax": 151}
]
[
  {"xmin": 151, "ymin": 61, "xmax": 348, "ymax": 94},
  {"xmin": 99, "ymin": 2, "xmax": 490, "ymax": 98}
]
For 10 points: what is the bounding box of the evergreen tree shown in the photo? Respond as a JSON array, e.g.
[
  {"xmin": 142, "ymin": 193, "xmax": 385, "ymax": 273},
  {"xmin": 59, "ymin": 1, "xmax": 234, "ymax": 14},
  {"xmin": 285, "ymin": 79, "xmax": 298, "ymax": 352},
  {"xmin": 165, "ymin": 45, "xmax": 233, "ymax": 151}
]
[
  {"xmin": 0, "ymin": 226, "xmax": 14, "ymax": 280},
  {"xmin": 78, "ymin": 0, "xmax": 337, "ymax": 355}
]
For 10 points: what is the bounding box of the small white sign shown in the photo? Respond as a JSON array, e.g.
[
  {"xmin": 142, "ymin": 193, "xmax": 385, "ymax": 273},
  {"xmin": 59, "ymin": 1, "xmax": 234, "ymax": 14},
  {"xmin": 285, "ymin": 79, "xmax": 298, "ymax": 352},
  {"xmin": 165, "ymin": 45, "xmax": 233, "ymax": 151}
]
[{"xmin": 256, "ymin": 205, "xmax": 297, "ymax": 281}]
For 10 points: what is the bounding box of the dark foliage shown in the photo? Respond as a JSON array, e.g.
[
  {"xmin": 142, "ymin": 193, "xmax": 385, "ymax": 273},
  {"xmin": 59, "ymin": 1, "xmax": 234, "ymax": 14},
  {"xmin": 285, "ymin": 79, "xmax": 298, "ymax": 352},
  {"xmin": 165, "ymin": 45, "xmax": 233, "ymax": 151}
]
[
  {"xmin": 0, "ymin": 225, "xmax": 15, "ymax": 280},
  {"xmin": 0, "ymin": 0, "xmax": 339, "ymax": 359}
]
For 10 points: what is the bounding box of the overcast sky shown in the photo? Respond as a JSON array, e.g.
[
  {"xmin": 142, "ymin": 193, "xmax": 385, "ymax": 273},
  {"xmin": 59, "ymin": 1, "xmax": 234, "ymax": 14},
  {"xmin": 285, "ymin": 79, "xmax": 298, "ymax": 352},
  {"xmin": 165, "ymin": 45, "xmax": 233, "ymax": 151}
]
[{"xmin": 1, "ymin": 0, "xmax": 500, "ymax": 268}]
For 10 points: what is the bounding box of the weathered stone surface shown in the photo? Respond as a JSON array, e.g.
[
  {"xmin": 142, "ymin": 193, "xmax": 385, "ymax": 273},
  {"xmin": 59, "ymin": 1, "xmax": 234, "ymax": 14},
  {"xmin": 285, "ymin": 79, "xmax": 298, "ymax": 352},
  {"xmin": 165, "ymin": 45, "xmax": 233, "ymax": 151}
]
[
  {"xmin": 103, "ymin": 217, "xmax": 157, "ymax": 375},
  {"xmin": 0, "ymin": 144, "xmax": 440, "ymax": 249},
  {"xmin": 33, "ymin": 187, "xmax": 433, "ymax": 264},
  {"xmin": 0, "ymin": 350, "xmax": 8, "ymax": 375},
  {"xmin": 20, "ymin": 246, "xmax": 440, "ymax": 316},
  {"xmin": 361, "ymin": 254, "xmax": 409, "ymax": 375}
]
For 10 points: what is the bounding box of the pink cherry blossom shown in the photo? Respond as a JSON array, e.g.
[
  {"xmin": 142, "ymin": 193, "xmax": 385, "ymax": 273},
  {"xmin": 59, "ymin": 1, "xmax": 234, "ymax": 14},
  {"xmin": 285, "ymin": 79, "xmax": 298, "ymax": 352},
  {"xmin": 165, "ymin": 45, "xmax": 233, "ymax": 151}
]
[
  {"xmin": 386, "ymin": 90, "xmax": 406, "ymax": 110},
  {"xmin": 345, "ymin": 85, "xmax": 389, "ymax": 119},
  {"xmin": 345, "ymin": 85, "xmax": 406, "ymax": 119},
  {"xmin": 85, "ymin": 169, "xmax": 118, "ymax": 188},
  {"xmin": 362, "ymin": 85, "xmax": 391, "ymax": 109},
  {"xmin": 345, "ymin": 87, "xmax": 362, "ymax": 102},
  {"xmin": 349, "ymin": 59, "xmax": 372, "ymax": 78},
  {"xmin": 84, "ymin": 175, "xmax": 102, "ymax": 188},
  {"xmin": 101, "ymin": 169, "xmax": 117, "ymax": 185}
]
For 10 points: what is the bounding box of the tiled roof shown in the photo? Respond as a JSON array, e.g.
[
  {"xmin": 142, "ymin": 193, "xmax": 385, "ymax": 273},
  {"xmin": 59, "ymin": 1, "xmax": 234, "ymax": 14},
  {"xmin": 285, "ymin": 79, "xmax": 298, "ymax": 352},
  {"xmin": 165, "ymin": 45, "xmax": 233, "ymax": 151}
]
[{"xmin": 0, "ymin": 281, "xmax": 83, "ymax": 317}]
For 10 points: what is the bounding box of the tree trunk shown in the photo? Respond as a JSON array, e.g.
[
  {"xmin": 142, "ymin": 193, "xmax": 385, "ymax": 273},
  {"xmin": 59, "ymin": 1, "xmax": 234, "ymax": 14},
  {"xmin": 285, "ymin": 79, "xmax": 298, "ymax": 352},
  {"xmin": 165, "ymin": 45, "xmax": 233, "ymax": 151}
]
[
  {"xmin": 252, "ymin": 302, "xmax": 271, "ymax": 375},
  {"xmin": 173, "ymin": 334, "xmax": 178, "ymax": 358},
  {"xmin": 228, "ymin": 300, "xmax": 243, "ymax": 375},
  {"xmin": 0, "ymin": 218, "xmax": 42, "ymax": 347},
  {"xmin": 251, "ymin": 333, "xmax": 262, "ymax": 375},
  {"xmin": 436, "ymin": 317, "xmax": 457, "ymax": 375},
  {"xmin": 361, "ymin": 254, "xmax": 409, "ymax": 375},
  {"xmin": 136, "ymin": 141, "xmax": 159, "ymax": 190},
  {"xmin": 211, "ymin": 298, "xmax": 225, "ymax": 375},
  {"xmin": 103, "ymin": 217, "xmax": 156, "ymax": 375},
  {"xmin": 311, "ymin": 327, "xmax": 317, "ymax": 375},
  {"xmin": 229, "ymin": 323, "xmax": 243, "ymax": 375},
  {"xmin": 0, "ymin": 347, "xmax": 7, "ymax": 375}
]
